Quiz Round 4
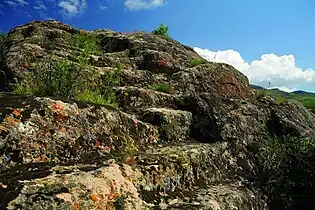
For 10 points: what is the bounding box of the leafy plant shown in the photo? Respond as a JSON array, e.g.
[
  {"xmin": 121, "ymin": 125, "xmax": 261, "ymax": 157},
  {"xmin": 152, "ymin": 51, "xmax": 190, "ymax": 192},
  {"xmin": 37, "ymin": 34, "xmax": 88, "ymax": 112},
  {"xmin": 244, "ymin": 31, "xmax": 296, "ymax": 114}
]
[
  {"xmin": 0, "ymin": 33, "xmax": 10, "ymax": 90},
  {"xmin": 67, "ymin": 32, "xmax": 101, "ymax": 55},
  {"xmin": 254, "ymin": 89, "xmax": 271, "ymax": 100},
  {"xmin": 76, "ymin": 89, "xmax": 110, "ymax": 105},
  {"xmin": 189, "ymin": 58, "xmax": 208, "ymax": 67},
  {"xmin": 114, "ymin": 194, "xmax": 128, "ymax": 210},
  {"xmin": 148, "ymin": 83, "xmax": 173, "ymax": 94},
  {"xmin": 152, "ymin": 24, "xmax": 169, "ymax": 37},
  {"xmin": 256, "ymin": 134, "xmax": 315, "ymax": 209},
  {"xmin": 11, "ymin": 32, "xmax": 122, "ymax": 107},
  {"xmin": 12, "ymin": 57, "xmax": 93, "ymax": 98}
]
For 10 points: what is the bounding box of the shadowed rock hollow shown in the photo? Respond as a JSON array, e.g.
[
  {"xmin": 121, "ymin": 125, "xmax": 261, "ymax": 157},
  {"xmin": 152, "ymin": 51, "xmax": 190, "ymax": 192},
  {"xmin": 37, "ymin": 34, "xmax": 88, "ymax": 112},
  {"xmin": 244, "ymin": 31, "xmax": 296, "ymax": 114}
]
[{"xmin": 0, "ymin": 20, "xmax": 315, "ymax": 210}]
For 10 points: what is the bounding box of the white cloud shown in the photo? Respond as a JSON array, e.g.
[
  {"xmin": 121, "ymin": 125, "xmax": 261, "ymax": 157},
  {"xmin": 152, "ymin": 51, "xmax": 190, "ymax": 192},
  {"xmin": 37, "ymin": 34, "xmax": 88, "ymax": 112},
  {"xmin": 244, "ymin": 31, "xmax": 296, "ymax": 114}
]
[
  {"xmin": 34, "ymin": 0, "xmax": 46, "ymax": 10},
  {"xmin": 194, "ymin": 47, "xmax": 315, "ymax": 92},
  {"xmin": 4, "ymin": 1, "xmax": 19, "ymax": 7},
  {"xmin": 5, "ymin": 0, "xmax": 29, "ymax": 7},
  {"xmin": 124, "ymin": 0, "xmax": 166, "ymax": 11},
  {"xmin": 15, "ymin": 0, "xmax": 29, "ymax": 5},
  {"xmin": 58, "ymin": 0, "xmax": 87, "ymax": 18},
  {"xmin": 100, "ymin": 5, "xmax": 108, "ymax": 10}
]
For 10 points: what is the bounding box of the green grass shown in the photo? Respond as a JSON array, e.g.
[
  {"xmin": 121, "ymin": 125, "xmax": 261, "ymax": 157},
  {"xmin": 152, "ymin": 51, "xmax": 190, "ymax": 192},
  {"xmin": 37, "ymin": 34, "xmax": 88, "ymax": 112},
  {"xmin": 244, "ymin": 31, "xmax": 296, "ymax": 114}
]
[
  {"xmin": 254, "ymin": 89, "xmax": 315, "ymax": 112},
  {"xmin": 289, "ymin": 94, "xmax": 315, "ymax": 113},
  {"xmin": 255, "ymin": 89, "xmax": 288, "ymax": 105},
  {"xmin": 189, "ymin": 58, "xmax": 208, "ymax": 67},
  {"xmin": 75, "ymin": 89, "xmax": 111, "ymax": 106}
]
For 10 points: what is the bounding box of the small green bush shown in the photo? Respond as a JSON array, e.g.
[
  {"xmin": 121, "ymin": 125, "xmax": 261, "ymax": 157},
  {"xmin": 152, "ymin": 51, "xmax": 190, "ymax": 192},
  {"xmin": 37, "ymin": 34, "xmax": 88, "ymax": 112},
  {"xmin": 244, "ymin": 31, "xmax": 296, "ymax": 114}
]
[
  {"xmin": 76, "ymin": 89, "xmax": 109, "ymax": 105},
  {"xmin": 254, "ymin": 89, "xmax": 270, "ymax": 100},
  {"xmin": 11, "ymin": 31, "xmax": 123, "ymax": 107},
  {"xmin": 148, "ymin": 83, "xmax": 173, "ymax": 94},
  {"xmin": 12, "ymin": 57, "xmax": 97, "ymax": 96},
  {"xmin": 152, "ymin": 24, "xmax": 169, "ymax": 37},
  {"xmin": 189, "ymin": 58, "xmax": 208, "ymax": 67},
  {"xmin": 66, "ymin": 32, "xmax": 101, "ymax": 55}
]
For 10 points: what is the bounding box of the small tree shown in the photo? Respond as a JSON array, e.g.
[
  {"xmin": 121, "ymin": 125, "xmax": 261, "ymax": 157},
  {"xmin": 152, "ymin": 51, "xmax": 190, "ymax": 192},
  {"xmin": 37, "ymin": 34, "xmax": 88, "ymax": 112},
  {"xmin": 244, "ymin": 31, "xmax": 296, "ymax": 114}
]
[{"xmin": 152, "ymin": 24, "xmax": 169, "ymax": 37}]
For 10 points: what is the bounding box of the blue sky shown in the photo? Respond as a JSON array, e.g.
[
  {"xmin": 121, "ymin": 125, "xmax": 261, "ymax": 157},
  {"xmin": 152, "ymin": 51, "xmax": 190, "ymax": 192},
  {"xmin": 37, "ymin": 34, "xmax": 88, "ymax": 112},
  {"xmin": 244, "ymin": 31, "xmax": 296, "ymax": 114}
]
[{"xmin": 1, "ymin": 0, "xmax": 315, "ymax": 92}]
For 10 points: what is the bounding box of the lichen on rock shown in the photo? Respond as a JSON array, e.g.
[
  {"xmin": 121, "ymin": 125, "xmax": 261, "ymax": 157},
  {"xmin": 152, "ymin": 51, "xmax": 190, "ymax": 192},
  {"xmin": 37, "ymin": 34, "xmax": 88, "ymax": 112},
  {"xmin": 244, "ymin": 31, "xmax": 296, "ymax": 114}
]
[{"xmin": 1, "ymin": 20, "xmax": 315, "ymax": 209}]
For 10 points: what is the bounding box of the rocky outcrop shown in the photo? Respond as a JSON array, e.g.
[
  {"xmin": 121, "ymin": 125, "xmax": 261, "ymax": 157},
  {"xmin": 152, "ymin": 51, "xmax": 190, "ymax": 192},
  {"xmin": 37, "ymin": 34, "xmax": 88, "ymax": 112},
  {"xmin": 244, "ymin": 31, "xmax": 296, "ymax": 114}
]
[{"xmin": 0, "ymin": 20, "xmax": 315, "ymax": 209}]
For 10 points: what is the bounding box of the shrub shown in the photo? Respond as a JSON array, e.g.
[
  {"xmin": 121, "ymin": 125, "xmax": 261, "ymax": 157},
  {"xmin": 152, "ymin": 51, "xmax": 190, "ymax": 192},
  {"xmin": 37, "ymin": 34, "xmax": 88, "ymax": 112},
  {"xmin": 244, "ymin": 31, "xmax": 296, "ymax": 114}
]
[
  {"xmin": 66, "ymin": 32, "xmax": 101, "ymax": 55},
  {"xmin": 0, "ymin": 33, "xmax": 10, "ymax": 90},
  {"xmin": 11, "ymin": 34, "xmax": 123, "ymax": 107},
  {"xmin": 254, "ymin": 89, "xmax": 270, "ymax": 100},
  {"xmin": 12, "ymin": 57, "xmax": 123, "ymax": 107},
  {"xmin": 12, "ymin": 56, "xmax": 98, "ymax": 97},
  {"xmin": 148, "ymin": 83, "xmax": 173, "ymax": 94},
  {"xmin": 11, "ymin": 30, "xmax": 124, "ymax": 107},
  {"xmin": 152, "ymin": 24, "xmax": 169, "ymax": 37},
  {"xmin": 76, "ymin": 89, "xmax": 110, "ymax": 105},
  {"xmin": 256, "ymin": 134, "xmax": 315, "ymax": 209},
  {"xmin": 189, "ymin": 58, "xmax": 208, "ymax": 67}
]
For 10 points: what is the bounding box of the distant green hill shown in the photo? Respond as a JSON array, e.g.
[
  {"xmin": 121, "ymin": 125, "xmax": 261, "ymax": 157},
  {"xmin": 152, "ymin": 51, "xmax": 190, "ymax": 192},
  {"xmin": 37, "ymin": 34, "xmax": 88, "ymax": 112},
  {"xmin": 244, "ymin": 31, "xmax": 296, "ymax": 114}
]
[{"xmin": 251, "ymin": 85, "xmax": 315, "ymax": 113}]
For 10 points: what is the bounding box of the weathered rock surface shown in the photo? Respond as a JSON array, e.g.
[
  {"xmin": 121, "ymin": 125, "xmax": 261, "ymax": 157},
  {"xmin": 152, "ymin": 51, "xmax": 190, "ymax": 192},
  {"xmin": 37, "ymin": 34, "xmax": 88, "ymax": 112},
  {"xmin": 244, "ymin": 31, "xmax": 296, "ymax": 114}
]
[{"xmin": 0, "ymin": 20, "xmax": 315, "ymax": 209}]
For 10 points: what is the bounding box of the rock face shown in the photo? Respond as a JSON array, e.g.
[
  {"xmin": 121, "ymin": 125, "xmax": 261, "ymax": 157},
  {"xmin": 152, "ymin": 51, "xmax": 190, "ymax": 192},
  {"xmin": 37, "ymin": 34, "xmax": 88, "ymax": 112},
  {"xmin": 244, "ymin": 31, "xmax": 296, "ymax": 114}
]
[{"xmin": 0, "ymin": 20, "xmax": 315, "ymax": 209}]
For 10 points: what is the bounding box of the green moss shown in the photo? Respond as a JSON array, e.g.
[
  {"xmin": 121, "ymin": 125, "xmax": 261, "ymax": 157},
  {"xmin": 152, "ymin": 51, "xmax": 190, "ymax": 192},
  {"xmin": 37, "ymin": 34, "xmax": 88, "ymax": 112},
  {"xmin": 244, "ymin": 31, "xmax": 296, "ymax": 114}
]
[
  {"xmin": 148, "ymin": 83, "xmax": 173, "ymax": 94},
  {"xmin": 162, "ymin": 149, "xmax": 190, "ymax": 169},
  {"xmin": 189, "ymin": 58, "xmax": 208, "ymax": 67}
]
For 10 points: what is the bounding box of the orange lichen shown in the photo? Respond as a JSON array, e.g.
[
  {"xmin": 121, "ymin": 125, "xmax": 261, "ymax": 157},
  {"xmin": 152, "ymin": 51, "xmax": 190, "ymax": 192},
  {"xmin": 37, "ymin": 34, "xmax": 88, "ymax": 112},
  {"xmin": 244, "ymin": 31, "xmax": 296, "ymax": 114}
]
[
  {"xmin": 72, "ymin": 202, "xmax": 79, "ymax": 210},
  {"xmin": 51, "ymin": 103, "xmax": 63, "ymax": 113},
  {"xmin": 91, "ymin": 194, "xmax": 99, "ymax": 202},
  {"xmin": 3, "ymin": 116, "xmax": 20, "ymax": 126},
  {"xmin": 12, "ymin": 109, "xmax": 22, "ymax": 118}
]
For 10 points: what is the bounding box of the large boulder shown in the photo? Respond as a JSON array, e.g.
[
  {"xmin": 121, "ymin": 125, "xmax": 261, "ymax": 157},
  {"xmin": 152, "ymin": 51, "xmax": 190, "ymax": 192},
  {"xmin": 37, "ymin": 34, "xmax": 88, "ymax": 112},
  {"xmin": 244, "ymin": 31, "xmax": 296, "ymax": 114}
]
[{"xmin": 0, "ymin": 20, "xmax": 315, "ymax": 209}]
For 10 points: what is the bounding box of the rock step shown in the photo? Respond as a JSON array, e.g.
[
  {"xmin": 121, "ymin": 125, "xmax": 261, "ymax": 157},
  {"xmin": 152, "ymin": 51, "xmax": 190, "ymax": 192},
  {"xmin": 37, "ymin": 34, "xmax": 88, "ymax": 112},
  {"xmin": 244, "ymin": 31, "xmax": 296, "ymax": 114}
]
[
  {"xmin": 114, "ymin": 86, "xmax": 178, "ymax": 113},
  {"xmin": 158, "ymin": 183, "xmax": 267, "ymax": 210},
  {"xmin": 0, "ymin": 142, "xmax": 264, "ymax": 209}
]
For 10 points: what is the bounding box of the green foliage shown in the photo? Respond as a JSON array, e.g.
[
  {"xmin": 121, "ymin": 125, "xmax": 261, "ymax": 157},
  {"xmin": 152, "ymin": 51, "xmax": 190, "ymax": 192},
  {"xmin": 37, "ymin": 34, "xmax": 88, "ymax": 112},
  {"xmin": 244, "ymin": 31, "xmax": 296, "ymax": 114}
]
[
  {"xmin": 151, "ymin": 24, "xmax": 169, "ymax": 37},
  {"xmin": 255, "ymin": 89, "xmax": 315, "ymax": 112},
  {"xmin": 12, "ymin": 56, "xmax": 97, "ymax": 97},
  {"xmin": 0, "ymin": 33, "xmax": 10, "ymax": 62},
  {"xmin": 254, "ymin": 89, "xmax": 270, "ymax": 100},
  {"xmin": 148, "ymin": 83, "xmax": 173, "ymax": 94},
  {"xmin": 11, "ymin": 33, "xmax": 122, "ymax": 107},
  {"xmin": 289, "ymin": 93, "xmax": 315, "ymax": 113},
  {"xmin": 66, "ymin": 32, "xmax": 101, "ymax": 55},
  {"xmin": 254, "ymin": 89, "xmax": 288, "ymax": 104},
  {"xmin": 114, "ymin": 194, "xmax": 129, "ymax": 210},
  {"xmin": 76, "ymin": 89, "xmax": 110, "ymax": 105},
  {"xmin": 102, "ymin": 63, "xmax": 124, "ymax": 87},
  {"xmin": 256, "ymin": 134, "xmax": 315, "ymax": 209},
  {"xmin": 189, "ymin": 58, "xmax": 208, "ymax": 67}
]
